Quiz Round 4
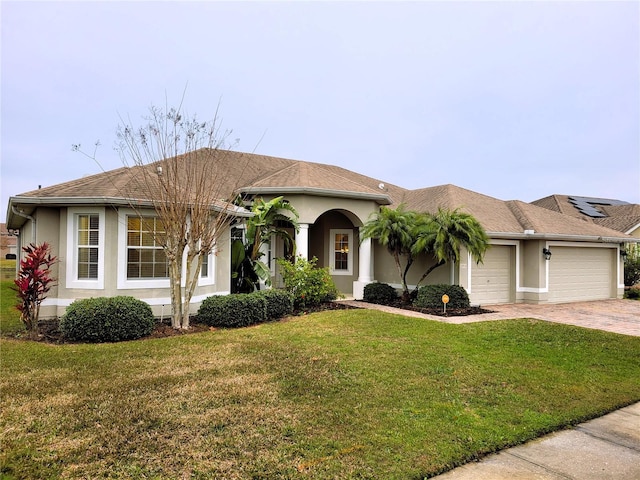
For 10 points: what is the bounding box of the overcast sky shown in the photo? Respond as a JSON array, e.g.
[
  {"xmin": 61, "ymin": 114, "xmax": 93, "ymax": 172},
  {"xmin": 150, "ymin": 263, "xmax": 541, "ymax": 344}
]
[{"xmin": 2, "ymin": 1, "xmax": 639, "ymax": 222}]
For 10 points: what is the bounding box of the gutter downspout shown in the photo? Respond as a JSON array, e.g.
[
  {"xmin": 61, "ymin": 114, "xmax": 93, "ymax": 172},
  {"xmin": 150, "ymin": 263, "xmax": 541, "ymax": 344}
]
[{"xmin": 11, "ymin": 206, "xmax": 36, "ymax": 244}]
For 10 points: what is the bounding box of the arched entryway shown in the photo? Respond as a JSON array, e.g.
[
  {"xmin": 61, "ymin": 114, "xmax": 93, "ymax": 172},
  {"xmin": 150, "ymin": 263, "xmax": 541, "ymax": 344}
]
[{"xmin": 297, "ymin": 209, "xmax": 363, "ymax": 295}]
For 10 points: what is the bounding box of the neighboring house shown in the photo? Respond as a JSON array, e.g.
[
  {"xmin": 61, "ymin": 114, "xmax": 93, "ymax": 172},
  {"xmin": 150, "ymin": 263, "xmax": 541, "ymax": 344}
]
[
  {"xmin": 6, "ymin": 150, "xmax": 633, "ymax": 319},
  {"xmin": 0, "ymin": 223, "xmax": 18, "ymax": 259},
  {"xmin": 532, "ymin": 195, "xmax": 640, "ymax": 239}
]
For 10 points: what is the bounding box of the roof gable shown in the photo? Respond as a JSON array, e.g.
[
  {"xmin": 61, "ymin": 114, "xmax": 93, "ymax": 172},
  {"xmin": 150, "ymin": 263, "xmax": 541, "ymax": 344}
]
[
  {"xmin": 240, "ymin": 161, "xmax": 389, "ymax": 198},
  {"xmin": 532, "ymin": 194, "xmax": 640, "ymax": 236}
]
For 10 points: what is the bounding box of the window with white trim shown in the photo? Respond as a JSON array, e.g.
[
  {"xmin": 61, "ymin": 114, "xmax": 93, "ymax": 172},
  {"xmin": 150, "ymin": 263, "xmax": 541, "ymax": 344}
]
[
  {"xmin": 117, "ymin": 208, "xmax": 217, "ymax": 289},
  {"xmin": 200, "ymin": 252, "xmax": 209, "ymax": 278},
  {"xmin": 126, "ymin": 216, "xmax": 168, "ymax": 279},
  {"xmin": 66, "ymin": 207, "xmax": 105, "ymax": 289},
  {"xmin": 198, "ymin": 244, "xmax": 216, "ymax": 286},
  {"xmin": 330, "ymin": 229, "xmax": 353, "ymax": 275},
  {"xmin": 77, "ymin": 214, "xmax": 100, "ymax": 279}
]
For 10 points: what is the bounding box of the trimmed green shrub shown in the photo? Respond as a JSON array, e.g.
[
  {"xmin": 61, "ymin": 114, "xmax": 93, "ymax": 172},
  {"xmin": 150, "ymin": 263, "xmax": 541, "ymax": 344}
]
[
  {"xmin": 277, "ymin": 257, "xmax": 339, "ymax": 309},
  {"xmin": 624, "ymin": 288, "xmax": 640, "ymax": 300},
  {"xmin": 256, "ymin": 289, "xmax": 295, "ymax": 320},
  {"xmin": 197, "ymin": 293, "xmax": 267, "ymax": 328},
  {"xmin": 363, "ymin": 282, "xmax": 398, "ymax": 305},
  {"xmin": 414, "ymin": 284, "xmax": 470, "ymax": 309},
  {"xmin": 59, "ymin": 296, "xmax": 155, "ymax": 342}
]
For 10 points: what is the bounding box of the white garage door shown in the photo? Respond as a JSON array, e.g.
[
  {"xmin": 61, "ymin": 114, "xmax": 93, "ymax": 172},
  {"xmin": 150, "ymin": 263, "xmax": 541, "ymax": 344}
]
[
  {"xmin": 470, "ymin": 245, "xmax": 513, "ymax": 305},
  {"xmin": 548, "ymin": 247, "xmax": 613, "ymax": 303}
]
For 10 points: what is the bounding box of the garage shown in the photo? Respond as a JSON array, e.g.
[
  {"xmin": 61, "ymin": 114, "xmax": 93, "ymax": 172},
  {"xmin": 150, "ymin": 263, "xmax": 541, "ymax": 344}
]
[
  {"xmin": 470, "ymin": 245, "xmax": 514, "ymax": 304},
  {"xmin": 548, "ymin": 247, "xmax": 614, "ymax": 303}
]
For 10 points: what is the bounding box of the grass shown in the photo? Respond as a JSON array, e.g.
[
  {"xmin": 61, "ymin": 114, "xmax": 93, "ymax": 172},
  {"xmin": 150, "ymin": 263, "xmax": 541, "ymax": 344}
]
[
  {"xmin": 1, "ymin": 296, "xmax": 639, "ymax": 479},
  {"xmin": 0, "ymin": 259, "xmax": 16, "ymax": 282},
  {"xmin": 0, "ymin": 274, "xmax": 24, "ymax": 335}
]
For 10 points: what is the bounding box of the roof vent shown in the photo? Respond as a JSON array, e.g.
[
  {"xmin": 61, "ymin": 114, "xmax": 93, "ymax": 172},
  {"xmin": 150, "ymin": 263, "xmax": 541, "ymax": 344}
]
[{"xmin": 568, "ymin": 196, "xmax": 629, "ymax": 218}]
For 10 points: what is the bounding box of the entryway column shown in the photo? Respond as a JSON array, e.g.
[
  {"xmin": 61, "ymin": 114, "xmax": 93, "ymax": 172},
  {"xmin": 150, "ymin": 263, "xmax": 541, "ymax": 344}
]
[
  {"xmin": 353, "ymin": 237, "xmax": 374, "ymax": 300},
  {"xmin": 296, "ymin": 224, "xmax": 309, "ymax": 260}
]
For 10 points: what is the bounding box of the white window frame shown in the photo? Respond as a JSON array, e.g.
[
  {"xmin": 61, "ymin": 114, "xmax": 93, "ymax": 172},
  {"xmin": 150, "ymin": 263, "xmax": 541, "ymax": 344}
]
[
  {"xmin": 198, "ymin": 244, "xmax": 216, "ymax": 286},
  {"xmin": 118, "ymin": 209, "xmax": 169, "ymax": 289},
  {"xmin": 66, "ymin": 207, "xmax": 105, "ymax": 290},
  {"xmin": 329, "ymin": 229, "xmax": 353, "ymax": 275},
  {"xmin": 118, "ymin": 208, "xmax": 217, "ymax": 289}
]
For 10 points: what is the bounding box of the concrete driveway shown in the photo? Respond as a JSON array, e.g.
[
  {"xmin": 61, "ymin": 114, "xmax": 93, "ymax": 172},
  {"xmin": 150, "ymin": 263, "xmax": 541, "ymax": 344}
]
[{"xmin": 339, "ymin": 299, "xmax": 640, "ymax": 336}]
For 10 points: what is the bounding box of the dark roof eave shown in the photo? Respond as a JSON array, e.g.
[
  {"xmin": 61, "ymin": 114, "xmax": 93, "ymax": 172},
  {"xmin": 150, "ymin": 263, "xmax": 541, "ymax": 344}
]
[
  {"xmin": 488, "ymin": 231, "xmax": 636, "ymax": 243},
  {"xmin": 237, "ymin": 186, "xmax": 392, "ymax": 205}
]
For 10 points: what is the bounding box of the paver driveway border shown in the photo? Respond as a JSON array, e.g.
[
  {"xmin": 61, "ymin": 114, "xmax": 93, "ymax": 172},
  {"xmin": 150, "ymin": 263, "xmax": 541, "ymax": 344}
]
[{"xmin": 337, "ymin": 299, "xmax": 640, "ymax": 337}]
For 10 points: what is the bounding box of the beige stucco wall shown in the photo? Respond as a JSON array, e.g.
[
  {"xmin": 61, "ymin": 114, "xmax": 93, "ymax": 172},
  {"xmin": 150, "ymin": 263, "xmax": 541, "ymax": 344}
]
[
  {"xmin": 278, "ymin": 194, "xmax": 378, "ymax": 226},
  {"xmin": 38, "ymin": 205, "xmax": 233, "ymax": 319},
  {"xmin": 372, "ymin": 241, "xmax": 452, "ymax": 292},
  {"xmin": 20, "ymin": 208, "xmax": 62, "ymax": 319},
  {"xmin": 519, "ymin": 239, "xmax": 548, "ymax": 303}
]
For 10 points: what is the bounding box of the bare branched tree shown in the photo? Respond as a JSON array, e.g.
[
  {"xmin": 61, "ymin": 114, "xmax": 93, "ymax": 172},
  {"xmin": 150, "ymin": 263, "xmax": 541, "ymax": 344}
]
[{"xmin": 112, "ymin": 104, "xmax": 246, "ymax": 329}]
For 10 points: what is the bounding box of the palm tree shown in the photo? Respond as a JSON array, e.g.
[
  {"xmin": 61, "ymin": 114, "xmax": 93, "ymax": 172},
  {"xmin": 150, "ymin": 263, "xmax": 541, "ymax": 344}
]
[
  {"xmin": 360, "ymin": 204, "xmax": 416, "ymax": 302},
  {"xmin": 411, "ymin": 207, "xmax": 489, "ymax": 294}
]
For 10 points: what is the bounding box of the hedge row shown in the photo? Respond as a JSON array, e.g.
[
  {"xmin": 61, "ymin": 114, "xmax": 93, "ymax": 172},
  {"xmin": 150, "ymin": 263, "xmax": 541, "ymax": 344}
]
[
  {"xmin": 197, "ymin": 289, "xmax": 294, "ymax": 328},
  {"xmin": 363, "ymin": 282, "xmax": 471, "ymax": 309}
]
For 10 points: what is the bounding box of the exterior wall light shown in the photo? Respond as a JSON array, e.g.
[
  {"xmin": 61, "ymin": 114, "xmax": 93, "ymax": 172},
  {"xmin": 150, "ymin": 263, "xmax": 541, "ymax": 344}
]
[
  {"xmin": 620, "ymin": 249, "xmax": 628, "ymax": 259},
  {"xmin": 542, "ymin": 248, "xmax": 552, "ymax": 260}
]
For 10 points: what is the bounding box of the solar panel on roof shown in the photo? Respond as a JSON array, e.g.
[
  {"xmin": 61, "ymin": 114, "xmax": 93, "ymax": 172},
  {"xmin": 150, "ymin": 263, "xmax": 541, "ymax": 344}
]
[{"xmin": 568, "ymin": 196, "xmax": 630, "ymax": 218}]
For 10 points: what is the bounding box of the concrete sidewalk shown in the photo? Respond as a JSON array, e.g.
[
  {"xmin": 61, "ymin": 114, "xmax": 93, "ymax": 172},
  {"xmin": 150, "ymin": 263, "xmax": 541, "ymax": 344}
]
[{"xmin": 431, "ymin": 402, "xmax": 640, "ymax": 480}]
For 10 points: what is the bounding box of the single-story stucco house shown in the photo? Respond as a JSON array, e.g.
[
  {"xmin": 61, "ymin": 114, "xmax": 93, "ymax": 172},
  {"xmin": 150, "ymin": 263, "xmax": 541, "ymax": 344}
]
[{"xmin": 6, "ymin": 150, "xmax": 635, "ymax": 319}]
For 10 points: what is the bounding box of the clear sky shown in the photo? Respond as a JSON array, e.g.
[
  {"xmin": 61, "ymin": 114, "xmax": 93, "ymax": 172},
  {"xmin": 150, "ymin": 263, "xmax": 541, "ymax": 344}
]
[{"xmin": 2, "ymin": 1, "xmax": 639, "ymax": 222}]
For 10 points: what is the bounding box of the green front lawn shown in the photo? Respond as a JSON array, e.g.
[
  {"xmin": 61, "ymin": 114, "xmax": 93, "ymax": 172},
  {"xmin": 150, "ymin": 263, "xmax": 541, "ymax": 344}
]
[
  {"xmin": 0, "ymin": 276, "xmax": 23, "ymax": 335},
  {"xmin": 1, "ymin": 302, "xmax": 639, "ymax": 479}
]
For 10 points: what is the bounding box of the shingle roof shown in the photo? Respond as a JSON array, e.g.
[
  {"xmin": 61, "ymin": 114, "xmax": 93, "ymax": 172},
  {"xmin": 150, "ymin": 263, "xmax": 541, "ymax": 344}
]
[
  {"xmin": 240, "ymin": 161, "xmax": 392, "ymax": 200},
  {"xmin": 8, "ymin": 150, "xmax": 634, "ymax": 240},
  {"xmin": 532, "ymin": 194, "xmax": 640, "ymax": 235},
  {"xmin": 400, "ymin": 185, "xmax": 628, "ymax": 239}
]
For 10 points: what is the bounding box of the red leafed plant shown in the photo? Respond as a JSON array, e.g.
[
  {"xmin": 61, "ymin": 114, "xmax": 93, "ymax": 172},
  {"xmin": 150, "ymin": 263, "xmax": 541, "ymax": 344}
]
[{"xmin": 14, "ymin": 242, "xmax": 57, "ymax": 332}]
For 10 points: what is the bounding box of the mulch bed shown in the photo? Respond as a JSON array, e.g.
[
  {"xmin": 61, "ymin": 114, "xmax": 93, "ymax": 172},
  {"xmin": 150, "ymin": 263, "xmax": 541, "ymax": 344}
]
[
  {"xmin": 10, "ymin": 300, "xmax": 490, "ymax": 344},
  {"xmin": 357, "ymin": 300, "xmax": 494, "ymax": 317}
]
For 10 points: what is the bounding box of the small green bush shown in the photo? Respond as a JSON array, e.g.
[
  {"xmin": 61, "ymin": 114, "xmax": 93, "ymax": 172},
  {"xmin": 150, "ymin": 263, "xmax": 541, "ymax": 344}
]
[
  {"xmin": 256, "ymin": 289, "xmax": 295, "ymax": 319},
  {"xmin": 197, "ymin": 293, "xmax": 267, "ymax": 328},
  {"xmin": 59, "ymin": 296, "xmax": 155, "ymax": 342},
  {"xmin": 624, "ymin": 288, "xmax": 640, "ymax": 300},
  {"xmin": 624, "ymin": 256, "xmax": 640, "ymax": 287},
  {"xmin": 363, "ymin": 282, "xmax": 398, "ymax": 305},
  {"xmin": 414, "ymin": 284, "xmax": 470, "ymax": 309},
  {"xmin": 277, "ymin": 257, "xmax": 339, "ymax": 309}
]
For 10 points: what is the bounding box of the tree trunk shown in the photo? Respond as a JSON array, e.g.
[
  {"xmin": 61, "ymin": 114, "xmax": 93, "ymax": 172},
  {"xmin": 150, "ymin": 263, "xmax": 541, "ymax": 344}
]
[
  {"xmin": 169, "ymin": 257, "xmax": 184, "ymax": 330},
  {"xmin": 412, "ymin": 260, "xmax": 446, "ymax": 296},
  {"xmin": 392, "ymin": 252, "xmax": 410, "ymax": 301},
  {"xmin": 181, "ymin": 249, "xmax": 203, "ymax": 330},
  {"xmin": 401, "ymin": 256, "xmax": 414, "ymax": 304}
]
